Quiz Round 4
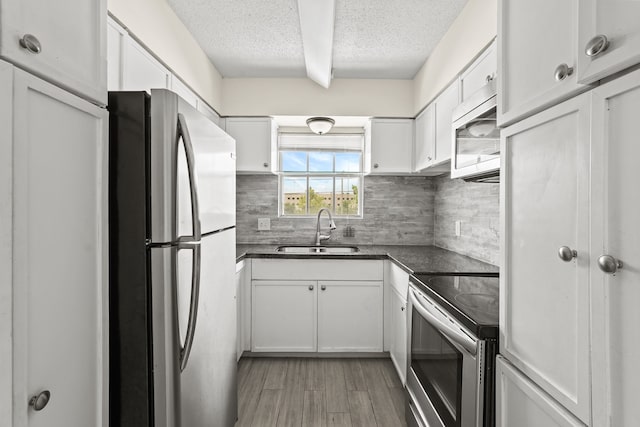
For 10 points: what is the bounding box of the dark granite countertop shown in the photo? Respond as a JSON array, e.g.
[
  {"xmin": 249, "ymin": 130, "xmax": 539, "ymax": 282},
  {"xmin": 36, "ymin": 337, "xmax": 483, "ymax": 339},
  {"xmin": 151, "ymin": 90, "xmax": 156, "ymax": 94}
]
[{"xmin": 236, "ymin": 244, "xmax": 499, "ymax": 275}]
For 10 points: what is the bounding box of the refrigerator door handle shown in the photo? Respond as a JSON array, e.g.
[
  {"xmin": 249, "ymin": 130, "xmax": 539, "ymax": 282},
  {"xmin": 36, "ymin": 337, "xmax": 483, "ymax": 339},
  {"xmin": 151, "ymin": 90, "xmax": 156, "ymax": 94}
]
[
  {"xmin": 177, "ymin": 113, "xmax": 202, "ymax": 242},
  {"xmin": 179, "ymin": 244, "xmax": 201, "ymax": 372}
]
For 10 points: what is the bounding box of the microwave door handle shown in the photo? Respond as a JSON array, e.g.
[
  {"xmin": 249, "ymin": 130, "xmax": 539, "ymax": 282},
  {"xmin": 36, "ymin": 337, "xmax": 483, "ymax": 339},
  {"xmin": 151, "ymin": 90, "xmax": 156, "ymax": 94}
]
[
  {"xmin": 409, "ymin": 288, "xmax": 477, "ymax": 356},
  {"xmin": 179, "ymin": 244, "xmax": 201, "ymax": 372},
  {"xmin": 177, "ymin": 113, "xmax": 201, "ymax": 243}
]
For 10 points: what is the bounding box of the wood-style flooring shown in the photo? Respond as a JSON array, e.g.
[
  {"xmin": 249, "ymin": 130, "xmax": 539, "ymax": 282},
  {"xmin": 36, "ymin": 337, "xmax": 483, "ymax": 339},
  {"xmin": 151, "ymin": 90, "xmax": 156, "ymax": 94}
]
[{"xmin": 236, "ymin": 357, "xmax": 407, "ymax": 427}]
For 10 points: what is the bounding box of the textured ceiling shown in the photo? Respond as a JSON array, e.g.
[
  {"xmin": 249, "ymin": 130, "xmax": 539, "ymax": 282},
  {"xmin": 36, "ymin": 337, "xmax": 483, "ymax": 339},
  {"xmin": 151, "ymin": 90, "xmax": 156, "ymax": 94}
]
[{"xmin": 166, "ymin": 0, "xmax": 469, "ymax": 80}]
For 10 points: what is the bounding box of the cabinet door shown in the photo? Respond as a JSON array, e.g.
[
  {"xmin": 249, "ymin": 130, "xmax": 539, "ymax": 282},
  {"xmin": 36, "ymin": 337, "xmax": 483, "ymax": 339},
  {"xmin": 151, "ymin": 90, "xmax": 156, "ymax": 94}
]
[
  {"xmin": 121, "ymin": 38, "xmax": 171, "ymax": 93},
  {"xmin": 11, "ymin": 67, "xmax": 108, "ymax": 427},
  {"xmin": 107, "ymin": 17, "xmax": 126, "ymax": 91},
  {"xmin": 370, "ymin": 119, "xmax": 414, "ymax": 174},
  {"xmin": 0, "ymin": 0, "xmax": 107, "ymax": 106},
  {"xmin": 390, "ymin": 287, "xmax": 407, "ymax": 384},
  {"xmin": 578, "ymin": 0, "xmax": 640, "ymax": 84},
  {"xmin": 496, "ymin": 356, "xmax": 586, "ymax": 427},
  {"xmin": 460, "ymin": 40, "xmax": 496, "ymax": 103},
  {"xmin": 498, "ymin": 0, "xmax": 585, "ymax": 127},
  {"xmin": 317, "ymin": 281, "xmax": 383, "ymax": 352},
  {"xmin": 413, "ymin": 105, "xmax": 435, "ymax": 171},
  {"xmin": 590, "ymin": 69, "xmax": 640, "ymax": 427},
  {"xmin": 197, "ymin": 100, "xmax": 220, "ymax": 127},
  {"xmin": 501, "ymin": 93, "xmax": 591, "ymax": 423},
  {"xmin": 170, "ymin": 75, "xmax": 198, "ymax": 109},
  {"xmin": 434, "ymin": 80, "xmax": 460, "ymax": 165},
  {"xmin": 225, "ymin": 118, "xmax": 274, "ymax": 173},
  {"xmin": 252, "ymin": 280, "xmax": 316, "ymax": 352}
]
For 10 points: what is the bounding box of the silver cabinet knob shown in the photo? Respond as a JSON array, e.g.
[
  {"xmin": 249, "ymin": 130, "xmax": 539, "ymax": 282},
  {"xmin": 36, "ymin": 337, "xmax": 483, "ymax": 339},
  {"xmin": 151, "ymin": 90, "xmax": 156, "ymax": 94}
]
[
  {"xmin": 263, "ymin": 162, "xmax": 268, "ymax": 168},
  {"xmin": 598, "ymin": 255, "xmax": 622, "ymax": 275},
  {"xmin": 321, "ymin": 285, "xmax": 326, "ymax": 291},
  {"xmin": 373, "ymin": 163, "xmax": 379, "ymax": 169},
  {"xmin": 19, "ymin": 34, "xmax": 42, "ymax": 54},
  {"xmin": 486, "ymin": 74, "xmax": 494, "ymax": 83},
  {"xmin": 308, "ymin": 285, "xmax": 314, "ymax": 291},
  {"xmin": 29, "ymin": 390, "xmax": 50, "ymax": 411},
  {"xmin": 554, "ymin": 64, "xmax": 574, "ymax": 81},
  {"xmin": 585, "ymin": 34, "xmax": 609, "ymax": 58},
  {"xmin": 427, "ymin": 156, "xmax": 432, "ymax": 161},
  {"xmin": 558, "ymin": 246, "xmax": 577, "ymax": 262},
  {"xmin": 401, "ymin": 306, "xmax": 405, "ymax": 311}
]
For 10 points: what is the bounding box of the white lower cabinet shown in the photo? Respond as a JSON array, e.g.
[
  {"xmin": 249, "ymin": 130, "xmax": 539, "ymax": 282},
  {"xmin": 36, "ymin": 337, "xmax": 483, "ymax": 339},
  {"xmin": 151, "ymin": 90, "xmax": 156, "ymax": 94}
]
[
  {"xmin": 496, "ymin": 356, "xmax": 585, "ymax": 427},
  {"xmin": 252, "ymin": 280, "xmax": 317, "ymax": 352},
  {"xmin": 389, "ymin": 287, "xmax": 407, "ymax": 384},
  {"xmin": 250, "ymin": 259, "xmax": 383, "ymax": 353},
  {"xmin": 1, "ymin": 60, "xmax": 108, "ymax": 427},
  {"xmin": 317, "ymin": 281, "xmax": 382, "ymax": 352}
]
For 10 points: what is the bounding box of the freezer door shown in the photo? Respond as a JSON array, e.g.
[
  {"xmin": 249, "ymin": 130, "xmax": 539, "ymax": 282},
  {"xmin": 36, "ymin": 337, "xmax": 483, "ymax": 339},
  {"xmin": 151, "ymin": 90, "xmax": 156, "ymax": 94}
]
[
  {"xmin": 180, "ymin": 229, "xmax": 238, "ymax": 427},
  {"xmin": 177, "ymin": 95, "xmax": 236, "ymax": 235}
]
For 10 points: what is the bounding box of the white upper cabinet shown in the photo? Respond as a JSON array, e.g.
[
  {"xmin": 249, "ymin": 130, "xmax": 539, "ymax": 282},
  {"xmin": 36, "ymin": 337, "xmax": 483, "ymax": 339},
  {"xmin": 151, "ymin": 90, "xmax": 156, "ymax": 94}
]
[
  {"xmin": 0, "ymin": 0, "xmax": 107, "ymax": 106},
  {"xmin": 196, "ymin": 100, "xmax": 221, "ymax": 127},
  {"xmin": 589, "ymin": 69, "xmax": 640, "ymax": 427},
  {"xmin": 170, "ymin": 75, "xmax": 198, "ymax": 109},
  {"xmin": 413, "ymin": 104, "xmax": 435, "ymax": 172},
  {"xmin": 460, "ymin": 39, "xmax": 496, "ymax": 103},
  {"xmin": 501, "ymin": 93, "xmax": 592, "ymax": 424},
  {"xmin": 577, "ymin": 0, "xmax": 640, "ymax": 84},
  {"xmin": 225, "ymin": 117, "xmax": 276, "ymax": 174},
  {"xmin": 498, "ymin": 0, "xmax": 585, "ymax": 127},
  {"xmin": 121, "ymin": 37, "xmax": 171, "ymax": 93},
  {"xmin": 368, "ymin": 118, "xmax": 414, "ymax": 174},
  {"xmin": 434, "ymin": 79, "xmax": 460, "ymax": 165}
]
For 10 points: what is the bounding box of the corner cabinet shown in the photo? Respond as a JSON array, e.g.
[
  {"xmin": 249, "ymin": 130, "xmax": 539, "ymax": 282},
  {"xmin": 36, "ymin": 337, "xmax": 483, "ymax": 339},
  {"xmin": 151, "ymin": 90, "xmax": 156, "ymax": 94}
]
[
  {"xmin": 0, "ymin": 0, "xmax": 107, "ymax": 106},
  {"xmin": 224, "ymin": 117, "xmax": 277, "ymax": 174},
  {"xmin": 366, "ymin": 118, "xmax": 414, "ymax": 174},
  {"xmin": 251, "ymin": 259, "xmax": 384, "ymax": 353},
  {"xmin": 1, "ymin": 61, "xmax": 108, "ymax": 427},
  {"xmin": 500, "ymin": 68, "xmax": 640, "ymax": 426}
]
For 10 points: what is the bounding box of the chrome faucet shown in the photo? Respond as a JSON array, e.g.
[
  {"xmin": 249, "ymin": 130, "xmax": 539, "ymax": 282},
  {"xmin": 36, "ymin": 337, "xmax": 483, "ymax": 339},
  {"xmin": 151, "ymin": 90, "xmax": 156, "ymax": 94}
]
[{"xmin": 315, "ymin": 208, "xmax": 337, "ymax": 246}]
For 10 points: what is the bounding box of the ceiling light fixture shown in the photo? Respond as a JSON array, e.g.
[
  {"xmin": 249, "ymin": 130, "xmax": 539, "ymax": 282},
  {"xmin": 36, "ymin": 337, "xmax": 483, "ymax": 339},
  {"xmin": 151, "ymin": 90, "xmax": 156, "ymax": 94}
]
[
  {"xmin": 297, "ymin": 0, "xmax": 336, "ymax": 88},
  {"xmin": 306, "ymin": 117, "xmax": 335, "ymax": 135}
]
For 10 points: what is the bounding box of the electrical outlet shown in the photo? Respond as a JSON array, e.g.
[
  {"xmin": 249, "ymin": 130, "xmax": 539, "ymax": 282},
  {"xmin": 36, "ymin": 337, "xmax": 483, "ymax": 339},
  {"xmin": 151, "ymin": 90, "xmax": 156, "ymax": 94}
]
[
  {"xmin": 257, "ymin": 218, "xmax": 270, "ymax": 231},
  {"xmin": 455, "ymin": 220, "xmax": 461, "ymax": 237}
]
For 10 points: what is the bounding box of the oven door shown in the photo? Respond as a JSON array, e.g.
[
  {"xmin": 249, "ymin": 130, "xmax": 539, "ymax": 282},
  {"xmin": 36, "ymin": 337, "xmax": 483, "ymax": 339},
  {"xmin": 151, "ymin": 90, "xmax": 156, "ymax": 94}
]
[{"xmin": 406, "ymin": 286, "xmax": 483, "ymax": 427}]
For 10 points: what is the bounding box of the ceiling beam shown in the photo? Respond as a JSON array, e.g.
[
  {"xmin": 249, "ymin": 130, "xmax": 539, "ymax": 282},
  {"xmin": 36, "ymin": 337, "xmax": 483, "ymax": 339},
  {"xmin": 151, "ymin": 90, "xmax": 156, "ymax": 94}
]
[{"xmin": 297, "ymin": 0, "xmax": 336, "ymax": 88}]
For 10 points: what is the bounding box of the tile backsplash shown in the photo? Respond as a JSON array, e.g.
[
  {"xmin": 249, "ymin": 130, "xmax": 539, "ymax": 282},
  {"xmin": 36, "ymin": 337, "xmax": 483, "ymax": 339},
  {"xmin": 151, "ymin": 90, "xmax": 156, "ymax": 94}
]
[
  {"xmin": 236, "ymin": 175, "xmax": 435, "ymax": 246},
  {"xmin": 236, "ymin": 173, "xmax": 499, "ymax": 265}
]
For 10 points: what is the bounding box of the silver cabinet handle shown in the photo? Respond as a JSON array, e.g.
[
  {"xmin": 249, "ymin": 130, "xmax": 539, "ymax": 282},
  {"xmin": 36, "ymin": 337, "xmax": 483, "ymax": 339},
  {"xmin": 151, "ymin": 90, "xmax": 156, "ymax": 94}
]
[
  {"xmin": 558, "ymin": 246, "xmax": 578, "ymax": 262},
  {"xmin": 19, "ymin": 34, "xmax": 42, "ymax": 54},
  {"xmin": 598, "ymin": 255, "xmax": 622, "ymax": 275},
  {"xmin": 263, "ymin": 162, "xmax": 269, "ymax": 168},
  {"xmin": 585, "ymin": 34, "xmax": 609, "ymax": 57},
  {"xmin": 373, "ymin": 163, "xmax": 379, "ymax": 169},
  {"xmin": 321, "ymin": 285, "xmax": 326, "ymax": 291},
  {"xmin": 29, "ymin": 390, "xmax": 50, "ymax": 411},
  {"xmin": 554, "ymin": 64, "xmax": 574, "ymax": 81},
  {"xmin": 308, "ymin": 285, "xmax": 314, "ymax": 291}
]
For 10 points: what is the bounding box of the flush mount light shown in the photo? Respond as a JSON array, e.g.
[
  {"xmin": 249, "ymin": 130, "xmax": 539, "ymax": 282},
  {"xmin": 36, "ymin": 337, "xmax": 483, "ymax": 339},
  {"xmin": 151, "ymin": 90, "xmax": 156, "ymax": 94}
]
[{"xmin": 306, "ymin": 117, "xmax": 335, "ymax": 135}]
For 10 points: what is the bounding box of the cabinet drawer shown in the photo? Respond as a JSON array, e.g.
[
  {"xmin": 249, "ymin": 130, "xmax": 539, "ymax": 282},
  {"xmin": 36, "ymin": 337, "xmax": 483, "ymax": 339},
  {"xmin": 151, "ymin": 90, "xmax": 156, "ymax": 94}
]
[{"xmin": 252, "ymin": 259, "xmax": 383, "ymax": 281}]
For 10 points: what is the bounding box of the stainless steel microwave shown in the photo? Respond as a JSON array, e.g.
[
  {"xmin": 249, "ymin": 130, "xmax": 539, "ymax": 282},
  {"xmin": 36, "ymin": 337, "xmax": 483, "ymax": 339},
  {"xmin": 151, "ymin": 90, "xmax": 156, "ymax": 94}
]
[{"xmin": 451, "ymin": 80, "xmax": 500, "ymax": 182}]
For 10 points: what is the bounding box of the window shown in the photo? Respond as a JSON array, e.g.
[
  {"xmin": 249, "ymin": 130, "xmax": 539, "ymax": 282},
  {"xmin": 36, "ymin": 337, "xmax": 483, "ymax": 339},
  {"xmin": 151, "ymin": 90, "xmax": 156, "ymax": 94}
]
[{"xmin": 279, "ymin": 134, "xmax": 363, "ymax": 217}]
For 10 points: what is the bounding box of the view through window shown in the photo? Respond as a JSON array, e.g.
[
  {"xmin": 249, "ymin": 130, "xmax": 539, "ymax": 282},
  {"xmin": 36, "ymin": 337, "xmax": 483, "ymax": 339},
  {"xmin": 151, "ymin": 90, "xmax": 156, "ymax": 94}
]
[{"xmin": 279, "ymin": 134, "xmax": 363, "ymax": 217}]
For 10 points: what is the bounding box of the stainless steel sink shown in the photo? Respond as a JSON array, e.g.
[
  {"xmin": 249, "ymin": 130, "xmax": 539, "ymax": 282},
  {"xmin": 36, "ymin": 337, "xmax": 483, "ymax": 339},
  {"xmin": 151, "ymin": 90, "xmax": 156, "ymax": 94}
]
[{"xmin": 275, "ymin": 245, "xmax": 360, "ymax": 254}]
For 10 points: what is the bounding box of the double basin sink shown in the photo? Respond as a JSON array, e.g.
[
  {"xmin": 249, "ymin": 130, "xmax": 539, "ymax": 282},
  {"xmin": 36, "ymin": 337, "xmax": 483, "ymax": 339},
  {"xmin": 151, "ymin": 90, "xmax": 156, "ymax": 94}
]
[{"xmin": 275, "ymin": 245, "xmax": 360, "ymax": 254}]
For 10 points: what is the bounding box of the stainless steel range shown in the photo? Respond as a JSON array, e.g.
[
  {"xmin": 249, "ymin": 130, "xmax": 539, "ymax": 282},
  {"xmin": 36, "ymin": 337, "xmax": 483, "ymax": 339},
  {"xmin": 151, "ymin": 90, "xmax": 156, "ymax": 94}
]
[{"xmin": 406, "ymin": 274, "xmax": 499, "ymax": 427}]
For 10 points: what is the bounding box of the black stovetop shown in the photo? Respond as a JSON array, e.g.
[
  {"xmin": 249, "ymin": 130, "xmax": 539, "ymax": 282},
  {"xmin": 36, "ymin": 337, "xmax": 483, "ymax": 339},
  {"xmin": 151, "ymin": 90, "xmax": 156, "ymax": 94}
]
[{"xmin": 410, "ymin": 273, "xmax": 499, "ymax": 340}]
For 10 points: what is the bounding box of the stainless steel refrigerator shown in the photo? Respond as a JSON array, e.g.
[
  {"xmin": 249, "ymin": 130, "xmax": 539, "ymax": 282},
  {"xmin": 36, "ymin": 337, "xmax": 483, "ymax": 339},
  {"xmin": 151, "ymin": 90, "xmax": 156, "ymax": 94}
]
[{"xmin": 108, "ymin": 89, "xmax": 237, "ymax": 427}]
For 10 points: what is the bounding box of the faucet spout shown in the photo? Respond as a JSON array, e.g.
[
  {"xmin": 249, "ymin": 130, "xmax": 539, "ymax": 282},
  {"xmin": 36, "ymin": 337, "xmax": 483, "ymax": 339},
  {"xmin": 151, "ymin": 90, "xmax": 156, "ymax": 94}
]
[{"xmin": 315, "ymin": 208, "xmax": 336, "ymax": 246}]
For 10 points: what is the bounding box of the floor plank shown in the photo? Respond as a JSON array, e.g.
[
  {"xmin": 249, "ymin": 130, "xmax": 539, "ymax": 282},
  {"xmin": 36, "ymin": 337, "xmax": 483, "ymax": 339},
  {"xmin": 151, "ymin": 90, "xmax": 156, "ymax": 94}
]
[
  {"xmin": 237, "ymin": 359, "xmax": 270, "ymax": 427},
  {"xmin": 341, "ymin": 359, "xmax": 367, "ymax": 391},
  {"xmin": 360, "ymin": 359, "xmax": 404, "ymax": 427},
  {"xmin": 251, "ymin": 389, "xmax": 283, "ymax": 427},
  {"xmin": 327, "ymin": 412, "xmax": 352, "ymax": 427},
  {"xmin": 380, "ymin": 359, "xmax": 403, "ymax": 389},
  {"xmin": 347, "ymin": 391, "xmax": 377, "ymax": 427},
  {"xmin": 276, "ymin": 359, "xmax": 306, "ymax": 427},
  {"xmin": 302, "ymin": 390, "xmax": 327, "ymax": 427},
  {"xmin": 305, "ymin": 358, "xmax": 326, "ymax": 391},
  {"xmin": 325, "ymin": 359, "xmax": 350, "ymax": 413},
  {"xmin": 264, "ymin": 358, "xmax": 288, "ymax": 390},
  {"xmin": 388, "ymin": 385, "xmax": 408, "ymax": 427}
]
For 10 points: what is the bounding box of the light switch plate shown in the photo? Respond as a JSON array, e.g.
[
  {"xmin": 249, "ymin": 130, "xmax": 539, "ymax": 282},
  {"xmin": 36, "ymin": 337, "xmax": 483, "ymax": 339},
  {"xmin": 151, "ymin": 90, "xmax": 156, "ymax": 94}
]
[{"xmin": 258, "ymin": 218, "xmax": 271, "ymax": 231}]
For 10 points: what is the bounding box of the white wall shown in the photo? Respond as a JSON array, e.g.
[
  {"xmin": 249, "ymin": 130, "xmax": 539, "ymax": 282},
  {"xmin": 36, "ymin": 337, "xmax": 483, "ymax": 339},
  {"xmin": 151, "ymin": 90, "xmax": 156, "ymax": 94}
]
[
  {"xmin": 221, "ymin": 77, "xmax": 414, "ymax": 117},
  {"xmin": 413, "ymin": 0, "xmax": 497, "ymax": 114},
  {"xmin": 108, "ymin": 0, "xmax": 224, "ymax": 110}
]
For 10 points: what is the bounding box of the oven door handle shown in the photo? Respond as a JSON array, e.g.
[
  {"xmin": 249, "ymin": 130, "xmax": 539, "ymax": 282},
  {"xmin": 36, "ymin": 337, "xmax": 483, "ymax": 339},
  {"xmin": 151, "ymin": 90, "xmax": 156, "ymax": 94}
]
[{"xmin": 409, "ymin": 288, "xmax": 477, "ymax": 356}]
